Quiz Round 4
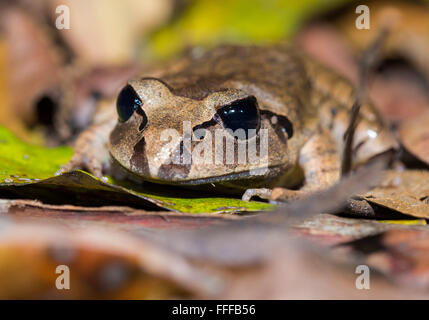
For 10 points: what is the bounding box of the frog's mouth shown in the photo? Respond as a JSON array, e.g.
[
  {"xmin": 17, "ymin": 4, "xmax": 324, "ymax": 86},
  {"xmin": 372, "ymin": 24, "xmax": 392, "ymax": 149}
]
[{"xmin": 110, "ymin": 156, "xmax": 290, "ymax": 194}]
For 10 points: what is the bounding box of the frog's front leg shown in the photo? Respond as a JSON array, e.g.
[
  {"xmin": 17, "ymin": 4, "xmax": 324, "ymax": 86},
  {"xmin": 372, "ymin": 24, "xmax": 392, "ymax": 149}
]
[
  {"xmin": 242, "ymin": 127, "xmax": 341, "ymax": 202},
  {"xmin": 57, "ymin": 106, "xmax": 116, "ymax": 178}
]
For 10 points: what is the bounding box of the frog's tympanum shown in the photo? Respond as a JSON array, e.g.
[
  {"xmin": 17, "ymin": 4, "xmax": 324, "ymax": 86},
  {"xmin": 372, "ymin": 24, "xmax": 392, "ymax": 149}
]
[{"xmin": 62, "ymin": 44, "xmax": 397, "ymax": 201}]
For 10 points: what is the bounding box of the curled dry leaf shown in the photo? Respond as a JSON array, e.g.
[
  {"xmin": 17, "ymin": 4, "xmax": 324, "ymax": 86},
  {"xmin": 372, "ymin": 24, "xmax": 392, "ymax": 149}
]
[
  {"xmin": 359, "ymin": 170, "xmax": 429, "ymax": 219},
  {"xmin": 0, "ymin": 199, "xmax": 231, "ymax": 230},
  {"xmin": 294, "ymin": 213, "xmax": 427, "ymax": 246}
]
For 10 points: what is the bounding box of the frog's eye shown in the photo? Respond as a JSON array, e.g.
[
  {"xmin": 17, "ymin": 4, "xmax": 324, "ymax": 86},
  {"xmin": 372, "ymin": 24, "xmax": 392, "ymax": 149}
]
[
  {"xmin": 116, "ymin": 85, "xmax": 143, "ymax": 122},
  {"xmin": 261, "ymin": 110, "xmax": 294, "ymax": 142},
  {"xmin": 217, "ymin": 96, "xmax": 260, "ymax": 139}
]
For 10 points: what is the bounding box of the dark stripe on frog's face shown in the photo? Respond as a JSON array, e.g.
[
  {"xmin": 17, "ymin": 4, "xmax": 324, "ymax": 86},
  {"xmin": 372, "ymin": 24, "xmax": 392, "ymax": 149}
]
[{"xmin": 130, "ymin": 137, "xmax": 149, "ymax": 174}]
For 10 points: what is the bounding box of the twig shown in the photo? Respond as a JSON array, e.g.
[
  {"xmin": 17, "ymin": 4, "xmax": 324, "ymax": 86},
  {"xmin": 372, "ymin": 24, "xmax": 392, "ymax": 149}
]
[{"xmin": 341, "ymin": 27, "xmax": 390, "ymax": 175}]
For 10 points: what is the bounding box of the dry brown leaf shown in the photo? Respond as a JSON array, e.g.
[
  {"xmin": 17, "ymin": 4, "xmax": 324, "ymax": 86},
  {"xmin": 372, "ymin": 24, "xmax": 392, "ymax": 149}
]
[
  {"xmin": 294, "ymin": 214, "xmax": 427, "ymax": 246},
  {"xmin": 360, "ymin": 170, "xmax": 429, "ymax": 218},
  {"xmin": 0, "ymin": 199, "xmax": 232, "ymax": 230}
]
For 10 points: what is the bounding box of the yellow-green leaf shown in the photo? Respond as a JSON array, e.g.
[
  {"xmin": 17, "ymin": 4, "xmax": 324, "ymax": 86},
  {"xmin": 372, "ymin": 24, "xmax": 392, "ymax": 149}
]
[{"xmin": 0, "ymin": 126, "xmax": 273, "ymax": 214}]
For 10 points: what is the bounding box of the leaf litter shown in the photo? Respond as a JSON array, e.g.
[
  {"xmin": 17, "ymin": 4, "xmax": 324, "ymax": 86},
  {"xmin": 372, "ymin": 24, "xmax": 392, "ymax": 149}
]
[{"xmin": 1, "ymin": 0, "xmax": 429, "ymax": 299}]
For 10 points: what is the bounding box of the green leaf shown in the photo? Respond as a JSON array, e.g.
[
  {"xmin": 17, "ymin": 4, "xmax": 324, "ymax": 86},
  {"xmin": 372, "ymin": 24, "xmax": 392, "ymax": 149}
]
[
  {"xmin": 0, "ymin": 126, "xmax": 73, "ymax": 183},
  {"xmin": 0, "ymin": 126, "xmax": 273, "ymax": 214}
]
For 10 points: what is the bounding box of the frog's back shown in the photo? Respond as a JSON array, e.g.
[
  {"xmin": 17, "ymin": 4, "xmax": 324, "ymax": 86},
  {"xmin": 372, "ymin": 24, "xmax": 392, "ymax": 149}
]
[
  {"xmin": 154, "ymin": 44, "xmax": 395, "ymax": 164},
  {"xmin": 158, "ymin": 44, "xmax": 318, "ymax": 133}
]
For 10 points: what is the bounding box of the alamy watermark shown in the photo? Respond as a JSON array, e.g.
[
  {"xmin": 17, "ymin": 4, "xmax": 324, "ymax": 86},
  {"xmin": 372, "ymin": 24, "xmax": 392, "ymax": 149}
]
[
  {"xmin": 356, "ymin": 5, "xmax": 370, "ymax": 30},
  {"xmin": 55, "ymin": 5, "xmax": 70, "ymax": 30},
  {"xmin": 355, "ymin": 264, "xmax": 370, "ymax": 290},
  {"xmin": 55, "ymin": 264, "xmax": 70, "ymax": 290},
  {"xmin": 160, "ymin": 121, "xmax": 269, "ymax": 175}
]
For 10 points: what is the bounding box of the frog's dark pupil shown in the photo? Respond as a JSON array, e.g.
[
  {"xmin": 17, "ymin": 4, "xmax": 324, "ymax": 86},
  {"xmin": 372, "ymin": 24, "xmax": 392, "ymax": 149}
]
[
  {"xmin": 217, "ymin": 96, "xmax": 259, "ymax": 139},
  {"xmin": 116, "ymin": 85, "xmax": 142, "ymax": 123}
]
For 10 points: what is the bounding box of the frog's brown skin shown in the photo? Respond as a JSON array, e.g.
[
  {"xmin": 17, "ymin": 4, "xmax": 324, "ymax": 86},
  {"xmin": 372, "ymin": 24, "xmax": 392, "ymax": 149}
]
[{"xmin": 61, "ymin": 44, "xmax": 397, "ymax": 201}]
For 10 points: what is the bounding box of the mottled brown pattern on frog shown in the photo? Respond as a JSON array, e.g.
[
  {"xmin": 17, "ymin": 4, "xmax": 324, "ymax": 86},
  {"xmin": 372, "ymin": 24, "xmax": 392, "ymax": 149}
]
[
  {"xmin": 157, "ymin": 140, "xmax": 192, "ymax": 180},
  {"xmin": 130, "ymin": 137, "xmax": 149, "ymax": 174},
  {"xmin": 106, "ymin": 44, "xmax": 396, "ymax": 192}
]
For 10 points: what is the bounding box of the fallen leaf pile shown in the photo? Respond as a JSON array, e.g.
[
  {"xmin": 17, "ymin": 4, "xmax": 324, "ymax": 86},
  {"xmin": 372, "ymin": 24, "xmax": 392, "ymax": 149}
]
[{"xmin": 0, "ymin": 0, "xmax": 429, "ymax": 299}]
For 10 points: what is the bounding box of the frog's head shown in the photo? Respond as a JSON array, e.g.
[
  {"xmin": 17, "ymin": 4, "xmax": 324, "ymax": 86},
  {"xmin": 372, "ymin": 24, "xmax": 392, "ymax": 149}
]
[{"xmin": 108, "ymin": 77, "xmax": 296, "ymax": 187}]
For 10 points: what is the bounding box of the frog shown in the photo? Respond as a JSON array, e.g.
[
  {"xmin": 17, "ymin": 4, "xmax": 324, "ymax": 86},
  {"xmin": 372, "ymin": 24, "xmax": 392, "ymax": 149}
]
[{"xmin": 60, "ymin": 44, "xmax": 397, "ymax": 202}]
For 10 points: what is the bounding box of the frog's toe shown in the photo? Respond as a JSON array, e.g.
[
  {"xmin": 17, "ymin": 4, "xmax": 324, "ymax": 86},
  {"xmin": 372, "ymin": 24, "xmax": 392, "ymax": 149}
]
[
  {"xmin": 242, "ymin": 188, "xmax": 272, "ymax": 201},
  {"xmin": 86, "ymin": 157, "xmax": 104, "ymax": 178},
  {"xmin": 56, "ymin": 156, "xmax": 83, "ymax": 176},
  {"xmin": 57, "ymin": 157, "xmax": 84, "ymax": 176},
  {"xmin": 58, "ymin": 152, "xmax": 106, "ymax": 179},
  {"xmin": 242, "ymin": 187, "xmax": 305, "ymax": 202}
]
